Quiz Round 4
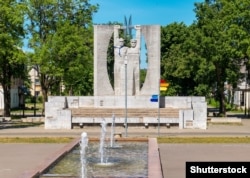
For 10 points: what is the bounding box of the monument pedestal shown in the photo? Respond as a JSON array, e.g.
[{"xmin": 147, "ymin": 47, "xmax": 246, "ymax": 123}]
[{"xmin": 94, "ymin": 95, "xmax": 159, "ymax": 108}]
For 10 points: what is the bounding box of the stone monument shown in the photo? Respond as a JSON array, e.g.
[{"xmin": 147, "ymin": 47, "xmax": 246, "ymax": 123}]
[
  {"xmin": 113, "ymin": 25, "xmax": 141, "ymax": 96},
  {"xmin": 44, "ymin": 23, "xmax": 207, "ymax": 130},
  {"xmin": 94, "ymin": 24, "xmax": 161, "ymax": 108},
  {"xmin": 113, "ymin": 25, "xmax": 129, "ymax": 96},
  {"xmin": 126, "ymin": 25, "xmax": 141, "ymax": 96}
]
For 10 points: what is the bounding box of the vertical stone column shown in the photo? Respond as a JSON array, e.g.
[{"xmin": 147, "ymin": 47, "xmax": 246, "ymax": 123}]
[
  {"xmin": 140, "ymin": 25, "xmax": 161, "ymax": 95},
  {"xmin": 192, "ymin": 102, "xmax": 207, "ymax": 129},
  {"xmin": 94, "ymin": 25, "xmax": 114, "ymax": 96}
]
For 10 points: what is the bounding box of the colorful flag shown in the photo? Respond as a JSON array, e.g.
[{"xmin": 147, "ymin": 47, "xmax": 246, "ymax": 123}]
[{"xmin": 160, "ymin": 79, "xmax": 169, "ymax": 91}]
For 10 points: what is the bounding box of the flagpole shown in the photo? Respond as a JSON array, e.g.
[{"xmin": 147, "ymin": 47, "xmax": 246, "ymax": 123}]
[{"xmin": 158, "ymin": 78, "xmax": 160, "ymax": 136}]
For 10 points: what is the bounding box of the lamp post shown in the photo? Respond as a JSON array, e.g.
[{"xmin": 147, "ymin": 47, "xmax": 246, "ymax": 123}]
[
  {"xmin": 245, "ymin": 73, "xmax": 247, "ymax": 117},
  {"xmin": 33, "ymin": 66, "xmax": 36, "ymax": 116},
  {"xmin": 245, "ymin": 60, "xmax": 249, "ymax": 117},
  {"xmin": 124, "ymin": 56, "xmax": 128, "ymax": 137},
  {"xmin": 158, "ymin": 79, "xmax": 160, "ymax": 136}
]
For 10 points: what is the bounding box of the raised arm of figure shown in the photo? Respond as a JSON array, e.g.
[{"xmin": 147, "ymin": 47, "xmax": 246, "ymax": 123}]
[{"xmin": 114, "ymin": 25, "xmax": 121, "ymax": 47}]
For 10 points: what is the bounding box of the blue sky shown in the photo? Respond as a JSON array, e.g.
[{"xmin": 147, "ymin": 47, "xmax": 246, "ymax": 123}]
[
  {"xmin": 90, "ymin": 0, "xmax": 204, "ymax": 26},
  {"xmin": 90, "ymin": 0, "xmax": 204, "ymax": 69}
]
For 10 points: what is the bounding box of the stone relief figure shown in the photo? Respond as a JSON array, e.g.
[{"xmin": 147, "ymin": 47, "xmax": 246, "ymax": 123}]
[
  {"xmin": 126, "ymin": 25, "xmax": 141, "ymax": 96},
  {"xmin": 114, "ymin": 25, "xmax": 128, "ymax": 95},
  {"xmin": 113, "ymin": 25, "xmax": 141, "ymax": 96}
]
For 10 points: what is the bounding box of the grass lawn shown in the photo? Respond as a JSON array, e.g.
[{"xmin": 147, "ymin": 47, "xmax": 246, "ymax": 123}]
[
  {"xmin": 157, "ymin": 137, "xmax": 250, "ymax": 143},
  {"xmin": 0, "ymin": 137, "xmax": 250, "ymax": 144},
  {"xmin": 10, "ymin": 102, "xmax": 44, "ymax": 118},
  {"xmin": 0, "ymin": 137, "xmax": 74, "ymax": 143}
]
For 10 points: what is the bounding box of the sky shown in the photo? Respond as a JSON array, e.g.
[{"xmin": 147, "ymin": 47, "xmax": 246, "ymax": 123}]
[
  {"xmin": 23, "ymin": 0, "xmax": 204, "ymax": 65},
  {"xmin": 90, "ymin": 0, "xmax": 204, "ymax": 26},
  {"xmin": 89, "ymin": 0, "xmax": 204, "ymax": 68}
]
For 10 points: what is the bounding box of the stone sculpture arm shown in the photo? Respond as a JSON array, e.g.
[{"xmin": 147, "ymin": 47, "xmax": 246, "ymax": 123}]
[
  {"xmin": 134, "ymin": 25, "xmax": 141, "ymax": 50},
  {"xmin": 114, "ymin": 25, "xmax": 121, "ymax": 47}
]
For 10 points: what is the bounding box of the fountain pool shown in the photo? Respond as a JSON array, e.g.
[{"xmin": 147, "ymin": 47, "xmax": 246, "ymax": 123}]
[
  {"xmin": 43, "ymin": 141, "xmax": 148, "ymax": 177},
  {"xmin": 25, "ymin": 137, "xmax": 162, "ymax": 178}
]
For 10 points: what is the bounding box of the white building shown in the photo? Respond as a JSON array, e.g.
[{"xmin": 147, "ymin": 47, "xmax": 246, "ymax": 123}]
[
  {"xmin": 233, "ymin": 63, "xmax": 250, "ymax": 113},
  {"xmin": 0, "ymin": 78, "xmax": 22, "ymax": 111}
]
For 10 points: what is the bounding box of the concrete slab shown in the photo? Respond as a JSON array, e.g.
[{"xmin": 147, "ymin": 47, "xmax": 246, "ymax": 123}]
[
  {"xmin": 0, "ymin": 143, "xmax": 65, "ymax": 178},
  {"xmin": 159, "ymin": 144, "xmax": 250, "ymax": 178}
]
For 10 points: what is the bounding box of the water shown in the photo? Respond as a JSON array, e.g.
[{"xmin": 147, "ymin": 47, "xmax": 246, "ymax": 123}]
[
  {"xmin": 109, "ymin": 114, "xmax": 122, "ymax": 149},
  {"xmin": 80, "ymin": 132, "xmax": 88, "ymax": 178},
  {"xmin": 44, "ymin": 142, "xmax": 148, "ymax": 177},
  {"xmin": 110, "ymin": 114, "xmax": 115, "ymax": 148},
  {"xmin": 99, "ymin": 119, "xmax": 107, "ymax": 164}
]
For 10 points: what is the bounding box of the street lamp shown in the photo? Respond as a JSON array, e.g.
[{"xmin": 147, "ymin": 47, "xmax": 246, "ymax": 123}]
[
  {"xmin": 33, "ymin": 66, "xmax": 36, "ymax": 116},
  {"xmin": 244, "ymin": 59, "xmax": 249, "ymax": 117},
  {"xmin": 124, "ymin": 56, "xmax": 128, "ymax": 137}
]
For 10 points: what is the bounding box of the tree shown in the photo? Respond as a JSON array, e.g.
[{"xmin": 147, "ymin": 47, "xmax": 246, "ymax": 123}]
[
  {"xmin": 25, "ymin": 0, "xmax": 98, "ymax": 109},
  {"xmin": 161, "ymin": 0, "xmax": 248, "ymax": 116},
  {"xmin": 161, "ymin": 23, "xmax": 198, "ymax": 96},
  {"xmin": 0, "ymin": 0, "xmax": 26, "ymax": 116},
  {"xmin": 194, "ymin": 0, "xmax": 244, "ymax": 115}
]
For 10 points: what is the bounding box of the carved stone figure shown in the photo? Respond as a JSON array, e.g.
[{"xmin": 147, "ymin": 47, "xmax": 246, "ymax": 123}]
[
  {"xmin": 126, "ymin": 25, "xmax": 141, "ymax": 95},
  {"xmin": 113, "ymin": 25, "xmax": 128, "ymax": 95}
]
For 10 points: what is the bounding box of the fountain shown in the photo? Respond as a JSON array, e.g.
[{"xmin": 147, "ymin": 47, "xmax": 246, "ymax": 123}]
[
  {"xmin": 109, "ymin": 114, "xmax": 122, "ymax": 149},
  {"xmin": 33, "ymin": 119, "xmax": 162, "ymax": 178},
  {"xmin": 97, "ymin": 119, "xmax": 114, "ymax": 166},
  {"xmin": 80, "ymin": 132, "xmax": 88, "ymax": 178},
  {"xmin": 96, "ymin": 118, "xmax": 121, "ymax": 167}
]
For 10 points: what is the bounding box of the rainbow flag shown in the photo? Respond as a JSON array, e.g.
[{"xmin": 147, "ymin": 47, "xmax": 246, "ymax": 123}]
[{"xmin": 160, "ymin": 79, "xmax": 169, "ymax": 91}]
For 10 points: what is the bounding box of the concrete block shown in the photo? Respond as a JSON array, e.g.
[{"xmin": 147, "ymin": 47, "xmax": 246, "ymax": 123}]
[
  {"xmin": 79, "ymin": 97, "xmax": 94, "ymax": 107},
  {"xmin": 164, "ymin": 97, "xmax": 191, "ymax": 108},
  {"xmin": 179, "ymin": 110, "xmax": 184, "ymax": 129},
  {"xmin": 45, "ymin": 110, "xmax": 72, "ymax": 129},
  {"xmin": 67, "ymin": 96, "xmax": 79, "ymax": 108},
  {"xmin": 183, "ymin": 110, "xmax": 194, "ymax": 129},
  {"xmin": 143, "ymin": 117, "xmax": 158, "ymax": 124},
  {"xmin": 72, "ymin": 117, "xmax": 94, "ymax": 123}
]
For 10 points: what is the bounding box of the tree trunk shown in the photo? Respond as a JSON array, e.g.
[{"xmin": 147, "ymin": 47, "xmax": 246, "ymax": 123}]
[
  {"xmin": 2, "ymin": 60, "xmax": 11, "ymax": 117},
  {"xmin": 41, "ymin": 88, "xmax": 48, "ymax": 116},
  {"xmin": 218, "ymin": 83, "xmax": 226, "ymax": 116},
  {"xmin": 3, "ymin": 84, "xmax": 11, "ymax": 117}
]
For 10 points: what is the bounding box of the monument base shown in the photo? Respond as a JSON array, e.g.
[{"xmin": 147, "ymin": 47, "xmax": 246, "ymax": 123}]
[{"xmin": 45, "ymin": 96, "xmax": 207, "ymax": 130}]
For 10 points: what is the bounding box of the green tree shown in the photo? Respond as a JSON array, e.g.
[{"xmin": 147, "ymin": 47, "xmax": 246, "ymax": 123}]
[
  {"xmin": 194, "ymin": 0, "xmax": 243, "ymax": 115},
  {"xmin": 161, "ymin": 23, "xmax": 198, "ymax": 96},
  {"xmin": 25, "ymin": 0, "xmax": 98, "ymax": 109},
  {"xmin": 0, "ymin": 0, "xmax": 26, "ymax": 116}
]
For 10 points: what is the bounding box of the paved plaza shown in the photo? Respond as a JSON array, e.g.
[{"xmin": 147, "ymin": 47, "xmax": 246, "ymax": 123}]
[{"xmin": 0, "ymin": 119, "xmax": 250, "ymax": 178}]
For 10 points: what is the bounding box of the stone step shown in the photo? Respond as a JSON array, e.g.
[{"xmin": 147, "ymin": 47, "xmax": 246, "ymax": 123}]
[{"xmin": 70, "ymin": 108, "xmax": 180, "ymax": 118}]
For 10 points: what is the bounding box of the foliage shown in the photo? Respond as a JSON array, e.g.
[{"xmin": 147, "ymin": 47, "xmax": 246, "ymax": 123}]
[
  {"xmin": 140, "ymin": 69, "xmax": 147, "ymax": 88},
  {"xmin": 193, "ymin": 0, "xmax": 250, "ymax": 115},
  {"xmin": 0, "ymin": 0, "xmax": 27, "ymax": 116},
  {"xmin": 161, "ymin": 23, "xmax": 207, "ymax": 96},
  {"xmin": 161, "ymin": 0, "xmax": 250, "ymax": 114},
  {"xmin": 24, "ymin": 0, "xmax": 98, "ymax": 108}
]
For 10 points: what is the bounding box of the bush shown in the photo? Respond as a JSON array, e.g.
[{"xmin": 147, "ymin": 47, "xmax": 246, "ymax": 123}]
[{"xmin": 37, "ymin": 95, "xmax": 43, "ymax": 103}]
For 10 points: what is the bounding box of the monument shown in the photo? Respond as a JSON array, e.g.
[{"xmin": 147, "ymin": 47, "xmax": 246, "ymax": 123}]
[
  {"xmin": 44, "ymin": 22, "xmax": 207, "ymax": 130},
  {"xmin": 113, "ymin": 25, "xmax": 141, "ymax": 96},
  {"xmin": 94, "ymin": 24, "xmax": 161, "ymax": 108}
]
